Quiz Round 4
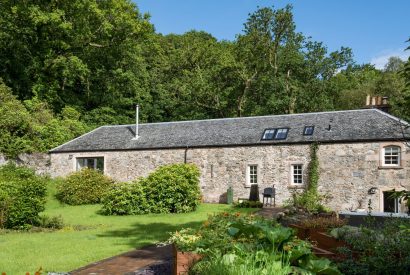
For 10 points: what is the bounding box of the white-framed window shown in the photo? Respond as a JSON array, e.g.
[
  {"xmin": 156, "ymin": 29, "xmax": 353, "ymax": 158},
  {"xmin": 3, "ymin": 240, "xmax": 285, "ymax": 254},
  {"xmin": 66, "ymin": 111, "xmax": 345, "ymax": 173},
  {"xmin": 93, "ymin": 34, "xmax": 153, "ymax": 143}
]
[
  {"xmin": 76, "ymin": 157, "xmax": 104, "ymax": 172},
  {"xmin": 246, "ymin": 164, "xmax": 258, "ymax": 186},
  {"xmin": 383, "ymin": 146, "xmax": 401, "ymax": 166},
  {"xmin": 291, "ymin": 164, "xmax": 303, "ymax": 185}
]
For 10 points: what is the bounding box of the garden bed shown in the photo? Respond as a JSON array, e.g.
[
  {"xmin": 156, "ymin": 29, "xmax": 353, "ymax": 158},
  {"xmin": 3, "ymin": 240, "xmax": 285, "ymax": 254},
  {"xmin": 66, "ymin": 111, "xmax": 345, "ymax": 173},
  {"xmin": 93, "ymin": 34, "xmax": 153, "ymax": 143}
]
[
  {"xmin": 169, "ymin": 212, "xmax": 341, "ymax": 274},
  {"xmin": 173, "ymin": 244, "xmax": 202, "ymax": 275}
]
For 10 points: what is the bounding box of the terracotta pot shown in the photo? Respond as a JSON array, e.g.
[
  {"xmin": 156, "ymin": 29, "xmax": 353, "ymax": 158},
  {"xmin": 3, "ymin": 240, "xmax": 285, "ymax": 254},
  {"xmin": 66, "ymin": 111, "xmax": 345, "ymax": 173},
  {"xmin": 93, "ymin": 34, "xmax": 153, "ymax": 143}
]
[{"xmin": 173, "ymin": 244, "xmax": 202, "ymax": 275}]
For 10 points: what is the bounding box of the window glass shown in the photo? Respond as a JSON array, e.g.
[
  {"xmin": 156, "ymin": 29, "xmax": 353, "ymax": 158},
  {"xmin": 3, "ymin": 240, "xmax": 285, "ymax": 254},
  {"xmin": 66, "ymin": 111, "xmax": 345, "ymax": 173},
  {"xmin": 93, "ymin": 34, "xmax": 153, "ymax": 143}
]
[
  {"xmin": 384, "ymin": 146, "xmax": 400, "ymax": 166},
  {"xmin": 76, "ymin": 157, "xmax": 104, "ymax": 172},
  {"xmin": 247, "ymin": 165, "xmax": 258, "ymax": 186},
  {"xmin": 303, "ymin": 126, "xmax": 314, "ymax": 135},
  {"xmin": 262, "ymin": 129, "xmax": 276, "ymax": 140},
  {"xmin": 292, "ymin": 164, "xmax": 303, "ymax": 185},
  {"xmin": 274, "ymin": 128, "xmax": 288, "ymax": 140}
]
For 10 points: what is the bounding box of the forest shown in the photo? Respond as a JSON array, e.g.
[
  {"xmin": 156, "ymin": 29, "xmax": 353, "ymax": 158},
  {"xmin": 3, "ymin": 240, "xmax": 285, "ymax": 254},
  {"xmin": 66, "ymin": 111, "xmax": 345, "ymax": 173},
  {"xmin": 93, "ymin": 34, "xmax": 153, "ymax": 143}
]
[{"xmin": 1, "ymin": 0, "xmax": 409, "ymax": 157}]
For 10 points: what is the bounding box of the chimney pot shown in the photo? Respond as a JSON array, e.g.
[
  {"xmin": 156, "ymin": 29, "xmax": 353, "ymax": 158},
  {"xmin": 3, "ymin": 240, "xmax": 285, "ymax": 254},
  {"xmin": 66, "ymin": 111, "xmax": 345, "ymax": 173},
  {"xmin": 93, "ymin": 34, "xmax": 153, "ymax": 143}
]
[{"xmin": 366, "ymin": 95, "xmax": 371, "ymax": 106}]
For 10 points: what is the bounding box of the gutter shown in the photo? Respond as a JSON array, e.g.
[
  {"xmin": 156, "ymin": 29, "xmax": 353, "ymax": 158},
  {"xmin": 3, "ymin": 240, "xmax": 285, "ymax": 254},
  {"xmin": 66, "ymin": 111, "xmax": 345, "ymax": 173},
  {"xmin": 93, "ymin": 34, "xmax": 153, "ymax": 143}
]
[{"xmin": 48, "ymin": 137, "xmax": 410, "ymax": 154}]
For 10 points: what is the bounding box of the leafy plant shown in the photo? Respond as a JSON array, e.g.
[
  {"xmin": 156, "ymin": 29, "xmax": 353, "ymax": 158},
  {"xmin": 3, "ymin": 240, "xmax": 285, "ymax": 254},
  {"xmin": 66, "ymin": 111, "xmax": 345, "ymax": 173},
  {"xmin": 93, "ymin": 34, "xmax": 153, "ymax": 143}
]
[
  {"xmin": 190, "ymin": 247, "xmax": 292, "ymax": 275},
  {"xmin": 56, "ymin": 168, "xmax": 114, "ymax": 205},
  {"xmin": 0, "ymin": 163, "xmax": 47, "ymax": 229},
  {"xmin": 141, "ymin": 164, "xmax": 201, "ymax": 214},
  {"xmin": 100, "ymin": 182, "xmax": 149, "ymax": 215},
  {"xmin": 234, "ymin": 200, "xmax": 263, "ymax": 208},
  {"xmin": 301, "ymin": 216, "xmax": 347, "ymax": 230},
  {"xmin": 36, "ymin": 214, "xmax": 64, "ymax": 229},
  {"xmin": 170, "ymin": 212, "xmax": 341, "ymax": 274},
  {"xmin": 335, "ymin": 218, "xmax": 410, "ymax": 275},
  {"xmin": 101, "ymin": 164, "xmax": 201, "ymax": 215}
]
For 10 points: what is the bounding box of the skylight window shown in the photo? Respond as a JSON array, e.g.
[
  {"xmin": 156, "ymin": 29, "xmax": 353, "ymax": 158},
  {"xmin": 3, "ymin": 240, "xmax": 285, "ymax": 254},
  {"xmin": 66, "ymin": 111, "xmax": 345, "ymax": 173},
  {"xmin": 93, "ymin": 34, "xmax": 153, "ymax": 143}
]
[
  {"xmin": 262, "ymin": 129, "xmax": 276, "ymax": 140},
  {"xmin": 275, "ymin": 128, "xmax": 289, "ymax": 140},
  {"xmin": 303, "ymin": 126, "xmax": 314, "ymax": 136},
  {"xmin": 261, "ymin": 128, "xmax": 289, "ymax": 140}
]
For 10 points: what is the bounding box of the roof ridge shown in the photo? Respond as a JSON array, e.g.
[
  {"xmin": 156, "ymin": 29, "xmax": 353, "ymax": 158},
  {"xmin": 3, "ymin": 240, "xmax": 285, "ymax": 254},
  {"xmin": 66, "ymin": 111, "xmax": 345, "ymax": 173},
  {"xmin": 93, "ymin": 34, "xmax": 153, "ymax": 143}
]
[
  {"xmin": 372, "ymin": 108, "xmax": 410, "ymax": 126},
  {"xmin": 101, "ymin": 109, "xmax": 373, "ymax": 128}
]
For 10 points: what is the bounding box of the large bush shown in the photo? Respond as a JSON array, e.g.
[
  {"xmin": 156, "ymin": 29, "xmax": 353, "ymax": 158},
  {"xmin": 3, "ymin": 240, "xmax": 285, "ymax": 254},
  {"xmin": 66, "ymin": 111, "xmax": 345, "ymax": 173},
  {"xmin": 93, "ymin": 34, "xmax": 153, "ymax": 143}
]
[
  {"xmin": 100, "ymin": 182, "xmax": 148, "ymax": 215},
  {"xmin": 141, "ymin": 164, "xmax": 201, "ymax": 214},
  {"xmin": 101, "ymin": 163, "xmax": 201, "ymax": 215},
  {"xmin": 0, "ymin": 164, "xmax": 47, "ymax": 229},
  {"xmin": 56, "ymin": 168, "xmax": 114, "ymax": 205}
]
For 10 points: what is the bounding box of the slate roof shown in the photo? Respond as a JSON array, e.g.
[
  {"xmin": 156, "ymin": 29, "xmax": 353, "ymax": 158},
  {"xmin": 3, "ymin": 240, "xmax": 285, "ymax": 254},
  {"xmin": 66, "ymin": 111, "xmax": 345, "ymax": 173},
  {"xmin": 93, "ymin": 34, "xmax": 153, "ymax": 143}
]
[{"xmin": 50, "ymin": 109, "xmax": 410, "ymax": 153}]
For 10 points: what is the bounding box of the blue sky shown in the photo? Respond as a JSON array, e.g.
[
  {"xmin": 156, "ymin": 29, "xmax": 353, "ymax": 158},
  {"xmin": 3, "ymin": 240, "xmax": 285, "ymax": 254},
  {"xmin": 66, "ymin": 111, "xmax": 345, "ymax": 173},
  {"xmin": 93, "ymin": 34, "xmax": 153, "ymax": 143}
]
[{"xmin": 135, "ymin": 0, "xmax": 409, "ymax": 69}]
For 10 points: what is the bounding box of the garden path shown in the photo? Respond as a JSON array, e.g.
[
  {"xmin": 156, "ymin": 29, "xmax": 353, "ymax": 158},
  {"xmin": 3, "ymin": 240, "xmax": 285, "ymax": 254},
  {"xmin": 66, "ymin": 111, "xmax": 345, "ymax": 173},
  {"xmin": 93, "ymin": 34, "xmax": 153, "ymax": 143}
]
[
  {"xmin": 70, "ymin": 244, "xmax": 173, "ymax": 275},
  {"xmin": 256, "ymin": 206, "xmax": 285, "ymax": 219}
]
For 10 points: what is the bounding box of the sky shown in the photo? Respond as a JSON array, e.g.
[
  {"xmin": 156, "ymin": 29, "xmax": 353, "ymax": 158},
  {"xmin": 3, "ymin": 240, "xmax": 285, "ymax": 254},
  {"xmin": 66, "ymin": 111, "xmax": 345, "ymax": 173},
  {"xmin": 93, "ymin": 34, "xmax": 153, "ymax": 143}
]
[{"xmin": 135, "ymin": 0, "xmax": 410, "ymax": 69}]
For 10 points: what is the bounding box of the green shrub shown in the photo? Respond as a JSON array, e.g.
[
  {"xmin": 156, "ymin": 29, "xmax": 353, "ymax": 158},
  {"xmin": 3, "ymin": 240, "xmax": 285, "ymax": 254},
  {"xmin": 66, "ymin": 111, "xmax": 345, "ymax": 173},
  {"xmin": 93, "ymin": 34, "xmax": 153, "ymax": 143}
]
[
  {"xmin": 234, "ymin": 200, "xmax": 263, "ymax": 208},
  {"xmin": 56, "ymin": 168, "xmax": 114, "ymax": 205},
  {"xmin": 37, "ymin": 214, "xmax": 64, "ymax": 229},
  {"xmin": 101, "ymin": 163, "xmax": 201, "ymax": 215},
  {"xmin": 336, "ymin": 218, "xmax": 410, "ymax": 275},
  {"xmin": 141, "ymin": 163, "xmax": 201, "ymax": 213},
  {"xmin": 101, "ymin": 182, "xmax": 149, "ymax": 215},
  {"xmin": 0, "ymin": 163, "xmax": 47, "ymax": 229},
  {"xmin": 301, "ymin": 216, "xmax": 347, "ymax": 230}
]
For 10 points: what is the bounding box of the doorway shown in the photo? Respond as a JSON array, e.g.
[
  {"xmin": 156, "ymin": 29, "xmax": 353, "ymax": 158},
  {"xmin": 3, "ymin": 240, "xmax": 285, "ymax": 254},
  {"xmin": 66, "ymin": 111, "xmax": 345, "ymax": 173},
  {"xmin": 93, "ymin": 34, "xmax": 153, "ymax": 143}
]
[{"xmin": 383, "ymin": 190, "xmax": 399, "ymax": 213}]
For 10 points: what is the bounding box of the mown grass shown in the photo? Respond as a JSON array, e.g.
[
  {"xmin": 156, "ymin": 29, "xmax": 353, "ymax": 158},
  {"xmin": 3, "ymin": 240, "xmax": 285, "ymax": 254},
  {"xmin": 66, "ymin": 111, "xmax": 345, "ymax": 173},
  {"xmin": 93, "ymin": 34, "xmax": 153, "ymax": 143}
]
[{"xmin": 0, "ymin": 181, "xmax": 256, "ymax": 274}]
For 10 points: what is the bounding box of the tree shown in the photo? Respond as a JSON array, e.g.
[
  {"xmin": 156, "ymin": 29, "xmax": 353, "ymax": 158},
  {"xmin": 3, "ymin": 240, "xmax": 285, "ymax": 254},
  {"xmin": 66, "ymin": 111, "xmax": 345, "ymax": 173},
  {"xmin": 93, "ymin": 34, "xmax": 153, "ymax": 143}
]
[{"xmin": 0, "ymin": 0, "xmax": 153, "ymax": 116}]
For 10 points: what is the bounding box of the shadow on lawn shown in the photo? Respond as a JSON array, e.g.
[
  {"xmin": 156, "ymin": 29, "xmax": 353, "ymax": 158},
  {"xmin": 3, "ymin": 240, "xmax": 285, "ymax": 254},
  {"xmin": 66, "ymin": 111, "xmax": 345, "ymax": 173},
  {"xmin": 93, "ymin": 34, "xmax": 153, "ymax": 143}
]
[{"xmin": 97, "ymin": 221, "xmax": 203, "ymax": 248}]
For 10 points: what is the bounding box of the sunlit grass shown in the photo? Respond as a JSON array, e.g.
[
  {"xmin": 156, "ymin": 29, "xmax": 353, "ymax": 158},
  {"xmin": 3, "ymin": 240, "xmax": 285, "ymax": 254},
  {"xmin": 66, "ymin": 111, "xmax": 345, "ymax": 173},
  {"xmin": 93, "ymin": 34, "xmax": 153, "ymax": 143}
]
[{"xmin": 0, "ymin": 181, "xmax": 256, "ymax": 274}]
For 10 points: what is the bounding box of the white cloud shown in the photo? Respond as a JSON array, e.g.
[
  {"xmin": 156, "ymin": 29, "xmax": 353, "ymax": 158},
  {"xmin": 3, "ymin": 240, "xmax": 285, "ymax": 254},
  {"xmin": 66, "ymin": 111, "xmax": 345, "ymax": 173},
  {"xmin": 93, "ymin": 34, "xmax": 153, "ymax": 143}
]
[{"xmin": 370, "ymin": 48, "xmax": 410, "ymax": 70}]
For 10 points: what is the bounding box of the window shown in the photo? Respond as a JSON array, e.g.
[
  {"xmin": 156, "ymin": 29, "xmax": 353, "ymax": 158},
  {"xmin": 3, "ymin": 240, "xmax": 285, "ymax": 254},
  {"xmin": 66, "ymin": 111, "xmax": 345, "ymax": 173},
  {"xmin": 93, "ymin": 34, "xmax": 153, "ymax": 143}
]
[
  {"xmin": 77, "ymin": 157, "xmax": 104, "ymax": 172},
  {"xmin": 291, "ymin": 164, "xmax": 303, "ymax": 185},
  {"xmin": 247, "ymin": 165, "xmax": 258, "ymax": 186},
  {"xmin": 383, "ymin": 146, "xmax": 401, "ymax": 166},
  {"xmin": 262, "ymin": 129, "xmax": 276, "ymax": 140},
  {"xmin": 275, "ymin": 128, "xmax": 289, "ymax": 139},
  {"xmin": 303, "ymin": 126, "xmax": 314, "ymax": 135},
  {"xmin": 261, "ymin": 128, "xmax": 289, "ymax": 140}
]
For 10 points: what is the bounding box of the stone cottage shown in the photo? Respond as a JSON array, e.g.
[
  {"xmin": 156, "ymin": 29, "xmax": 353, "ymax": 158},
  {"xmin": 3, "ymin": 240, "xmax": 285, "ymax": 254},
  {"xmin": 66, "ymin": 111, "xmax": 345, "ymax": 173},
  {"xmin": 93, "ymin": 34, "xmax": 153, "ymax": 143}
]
[{"xmin": 49, "ymin": 108, "xmax": 410, "ymax": 213}]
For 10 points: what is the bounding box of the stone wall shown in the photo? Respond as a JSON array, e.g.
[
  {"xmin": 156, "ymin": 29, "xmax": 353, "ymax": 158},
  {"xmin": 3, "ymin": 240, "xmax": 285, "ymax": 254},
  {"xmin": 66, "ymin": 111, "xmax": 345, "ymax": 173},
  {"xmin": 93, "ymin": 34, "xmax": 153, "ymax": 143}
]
[
  {"xmin": 0, "ymin": 153, "xmax": 51, "ymax": 175},
  {"xmin": 49, "ymin": 141, "xmax": 410, "ymax": 212},
  {"xmin": 318, "ymin": 142, "xmax": 409, "ymax": 213}
]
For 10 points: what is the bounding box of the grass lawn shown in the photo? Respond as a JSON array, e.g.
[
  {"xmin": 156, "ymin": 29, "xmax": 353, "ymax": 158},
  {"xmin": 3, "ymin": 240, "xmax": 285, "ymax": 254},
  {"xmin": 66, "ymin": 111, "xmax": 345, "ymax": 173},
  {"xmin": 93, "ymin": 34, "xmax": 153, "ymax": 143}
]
[{"xmin": 0, "ymin": 182, "xmax": 257, "ymax": 274}]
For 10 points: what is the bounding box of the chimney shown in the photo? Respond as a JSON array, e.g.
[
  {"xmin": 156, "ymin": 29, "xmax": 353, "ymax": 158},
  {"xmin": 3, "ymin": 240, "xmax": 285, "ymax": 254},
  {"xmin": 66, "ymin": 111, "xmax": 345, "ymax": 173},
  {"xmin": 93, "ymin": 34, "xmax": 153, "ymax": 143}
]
[
  {"xmin": 132, "ymin": 104, "xmax": 140, "ymax": 140},
  {"xmin": 364, "ymin": 95, "xmax": 390, "ymax": 113}
]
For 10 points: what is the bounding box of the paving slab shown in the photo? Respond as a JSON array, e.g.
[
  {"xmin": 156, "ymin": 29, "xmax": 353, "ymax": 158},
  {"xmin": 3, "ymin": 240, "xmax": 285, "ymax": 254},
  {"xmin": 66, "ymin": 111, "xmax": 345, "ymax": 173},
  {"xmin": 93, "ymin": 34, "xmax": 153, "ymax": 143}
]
[{"xmin": 70, "ymin": 244, "xmax": 173, "ymax": 275}]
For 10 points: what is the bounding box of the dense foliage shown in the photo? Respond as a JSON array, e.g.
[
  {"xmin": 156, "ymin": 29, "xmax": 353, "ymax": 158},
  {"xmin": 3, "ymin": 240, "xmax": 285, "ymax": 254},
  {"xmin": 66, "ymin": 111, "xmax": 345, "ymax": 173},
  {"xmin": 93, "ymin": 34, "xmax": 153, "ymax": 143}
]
[
  {"xmin": 141, "ymin": 163, "xmax": 201, "ymax": 213},
  {"xmin": 101, "ymin": 182, "xmax": 148, "ymax": 215},
  {"xmin": 56, "ymin": 168, "xmax": 114, "ymax": 205},
  {"xmin": 101, "ymin": 163, "xmax": 201, "ymax": 215},
  {"xmin": 234, "ymin": 200, "xmax": 263, "ymax": 208},
  {"xmin": 0, "ymin": 164, "xmax": 47, "ymax": 229},
  {"xmin": 0, "ymin": 79, "xmax": 89, "ymax": 157},
  {"xmin": 0, "ymin": 1, "xmax": 408, "ymax": 156},
  {"xmin": 333, "ymin": 219, "xmax": 410, "ymax": 274},
  {"xmin": 169, "ymin": 212, "xmax": 341, "ymax": 274}
]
